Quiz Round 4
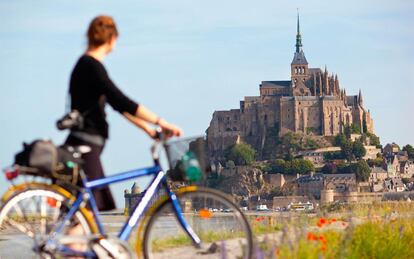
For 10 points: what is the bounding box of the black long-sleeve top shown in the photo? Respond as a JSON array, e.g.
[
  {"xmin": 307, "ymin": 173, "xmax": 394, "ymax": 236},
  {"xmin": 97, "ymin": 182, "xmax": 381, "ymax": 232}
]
[{"xmin": 69, "ymin": 55, "xmax": 139, "ymax": 139}]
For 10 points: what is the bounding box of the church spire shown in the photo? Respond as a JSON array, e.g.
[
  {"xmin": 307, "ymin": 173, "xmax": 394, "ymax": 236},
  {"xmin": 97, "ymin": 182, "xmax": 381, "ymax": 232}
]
[
  {"xmin": 295, "ymin": 10, "xmax": 303, "ymax": 53},
  {"xmin": 358, "ymin": 89, "xmax": 363, "ymax": 106}
]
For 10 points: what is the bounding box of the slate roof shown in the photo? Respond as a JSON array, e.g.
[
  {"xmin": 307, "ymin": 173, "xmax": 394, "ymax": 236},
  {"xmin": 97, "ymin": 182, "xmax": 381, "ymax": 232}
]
[
  {"xmin": 308, "ymin": 68, "xmax": 322, "ymax": 74},
  {"xmin": 260, "ymin": 80, "xmax": 291, "ymax": 88},
  {"xmin": 296, "ymin": 173, "xmax": 324, "ymax": 183},
  {"xmin": 346, "ymin": 95, "xmax": 359, "ymax": 106},
  {"xmin": 291, "ymin": 50, "xmax": 308, "ymax": 65}
]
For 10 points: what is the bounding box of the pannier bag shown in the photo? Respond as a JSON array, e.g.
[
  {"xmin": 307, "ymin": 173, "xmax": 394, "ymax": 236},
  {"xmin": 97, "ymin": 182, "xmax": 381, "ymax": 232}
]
[{"xmin": 14, "ymin": 139, "xmax": 82, "ymax": 184}]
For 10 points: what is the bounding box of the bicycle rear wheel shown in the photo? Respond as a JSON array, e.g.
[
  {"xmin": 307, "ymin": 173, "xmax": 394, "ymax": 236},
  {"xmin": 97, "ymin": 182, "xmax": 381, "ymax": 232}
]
[
  {"xmin": 0, "ymin": 184, "xmax": 96, "ymax": 258},
  {"xmin": 142, "ymin": 187, "xmax": 253, "ymax": 259}
]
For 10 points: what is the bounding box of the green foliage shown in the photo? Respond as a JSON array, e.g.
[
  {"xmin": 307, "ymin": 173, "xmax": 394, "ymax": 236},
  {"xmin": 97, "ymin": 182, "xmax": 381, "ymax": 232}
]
[
  {"xmin": 343, "ymin": 220, "xmax": 414, "ymax": 258},
  {"xmin": 323, "ymin": 151, "xmax": 344, "ymax": 161},
  {"xmin": 402, "ymin": 144, "xmax": 414, "ymax": 160},
  {"xmin": 334, "ymin": 134, "xmax": 347, "ymax": 146},
  {"xmin": 269, "ymin": 159, "xmax": 286, "ymax": 173},
  {"xmin": 304, "ymin": 138, "xmax": 319, "ymax": 150},
  {"xmin": 352, "ymin": 139, "xmax": 366, "ymax": 159},
  {"xmin": 225, "ymin": 160, "xmax": 235, "ymax": 169},
  {"xmin": 343, "ymin": 124, "xmax": 362, "ymax": 137},
  {"xmin": 341, "ymin": 138, "xmax": 354, "ymax": 161},
  {"xmin": 351, "ymin": 124, "xmax": 362, "ymax": 134},
  {"xmin": 268, "ymin": 158, "xmax": 314, "ymax": 174},
  {"xmin": 261, "ymin": 124, "xmax": 281, "ymax": 160},
  {"xmin": 352, "ymin": 160, "xmax": 371, "ymax": 182},
  {"xmin": 365, "ymin": 132, "xmax": 381, "ymax": 148},
  {"xmin": 321, "ymin": 162, "xmax": 337, "ymax": 174},
  {"xmin": 306, "ymin": 127, "xmax": 317, "ymax": 135},
  {"xmin": 367, "ymin": 158, "xmax": 384, "ymax": 167},
  {"xmin": 334, "ymin": 133, "xmax": 367, "ymax": 161},
  {"xmin": 226, "ymin": 143, "xmax": 256, "ymax": 165}
]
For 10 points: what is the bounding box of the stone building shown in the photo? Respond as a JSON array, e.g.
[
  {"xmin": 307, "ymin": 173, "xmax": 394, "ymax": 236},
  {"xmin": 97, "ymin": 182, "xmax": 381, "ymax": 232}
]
[
  {"xmin": 207, "ymin": 14, "xmax": 374, "ymax": 162},
  {"xmin": 124, "ymin": 182, "xmax": 166, "ymax": 215},
  {"xmin": 295, "ymin": 173, "xmax": 357, "ymax": 199}
]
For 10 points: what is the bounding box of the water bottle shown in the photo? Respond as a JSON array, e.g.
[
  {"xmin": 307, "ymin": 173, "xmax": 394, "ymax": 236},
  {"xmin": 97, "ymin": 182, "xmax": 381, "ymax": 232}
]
[{"xmin": 181, "ymin": 151, "xmax": 202, "ymax": 182}]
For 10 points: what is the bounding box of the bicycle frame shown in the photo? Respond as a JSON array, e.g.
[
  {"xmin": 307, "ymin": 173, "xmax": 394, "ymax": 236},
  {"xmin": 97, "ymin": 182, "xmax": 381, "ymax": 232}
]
[{"xmin": 50, "ymin": 162, "xmax": 201, "ymax": 257}]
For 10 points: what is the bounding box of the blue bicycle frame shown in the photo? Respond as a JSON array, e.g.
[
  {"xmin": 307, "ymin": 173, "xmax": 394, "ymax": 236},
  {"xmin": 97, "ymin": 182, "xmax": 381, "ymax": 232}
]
[{"xmin": 50, "ymin": 160, "xmax": 201, "ymax": 257}]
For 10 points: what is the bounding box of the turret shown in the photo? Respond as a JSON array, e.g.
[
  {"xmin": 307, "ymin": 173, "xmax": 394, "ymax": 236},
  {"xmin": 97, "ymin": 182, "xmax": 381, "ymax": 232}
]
[
  {"xmin": 344, "ymin": 89, "xmax": 347, "ymax": 106},
  {"xmin": 335, "ymin": 74, "xmax": 340, "ymax": 96},
  {"xmin": 358, "ymin": 89, "xmax": 363, "ymax": 106},
  {"xmin": 324, "ymin": 66, "xmax": 329, "ymax": 95},
  {"xmin": 318, "ymin": 72, "xmax": 323, "ymax": 96}
]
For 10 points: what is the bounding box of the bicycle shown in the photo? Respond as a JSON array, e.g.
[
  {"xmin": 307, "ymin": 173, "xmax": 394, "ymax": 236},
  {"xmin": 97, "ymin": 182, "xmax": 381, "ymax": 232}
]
[{"xmin": 0, "ymin": 133, "xmax": 253, "ymax": 259}]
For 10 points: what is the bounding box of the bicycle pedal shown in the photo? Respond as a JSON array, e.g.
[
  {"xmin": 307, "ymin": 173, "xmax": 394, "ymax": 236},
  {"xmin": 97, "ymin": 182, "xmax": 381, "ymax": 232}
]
[
  {"xmin": 197, "ymin": 242, "xmax": 220, "ymax": 255},
  {"xmin": 90, "ymin": 237, "xmax": 135, "ymax": 259}
]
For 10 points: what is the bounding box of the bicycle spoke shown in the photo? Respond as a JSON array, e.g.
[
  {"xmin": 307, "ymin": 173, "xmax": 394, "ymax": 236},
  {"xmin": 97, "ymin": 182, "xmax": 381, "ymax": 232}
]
[
  {"xmin": 0, "ymin": 187, "xmax": 94, "ymax": 258},
  {"xmin": 41, "ymin": 195, "xmax": 47, "ymax": 235},
  {"xmin": 4, "ymin": 217, "xmax": 35, "ymax": 237},
  {"xmin": 11, "ymin": 202, "xmax": 35, "ymax": 235}
]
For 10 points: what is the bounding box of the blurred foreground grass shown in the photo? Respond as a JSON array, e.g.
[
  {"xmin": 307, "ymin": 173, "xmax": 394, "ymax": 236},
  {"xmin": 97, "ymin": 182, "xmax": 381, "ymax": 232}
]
[{"xmin": 255, "ymin": 201, "xmax": 414, "ymax": 258}]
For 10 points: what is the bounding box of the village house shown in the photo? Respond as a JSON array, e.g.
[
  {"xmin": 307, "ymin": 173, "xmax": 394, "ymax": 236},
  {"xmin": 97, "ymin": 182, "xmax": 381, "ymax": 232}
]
[{"xmin": 400, "ymin": 160, "xmax": 414, "ymax": 178}]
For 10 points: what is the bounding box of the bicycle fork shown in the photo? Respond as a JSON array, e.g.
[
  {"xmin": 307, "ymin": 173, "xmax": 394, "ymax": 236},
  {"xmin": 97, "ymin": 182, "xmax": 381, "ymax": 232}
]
[{"xmin": 165, "ymin": 184, "xmax": 202, "ymax": 248}]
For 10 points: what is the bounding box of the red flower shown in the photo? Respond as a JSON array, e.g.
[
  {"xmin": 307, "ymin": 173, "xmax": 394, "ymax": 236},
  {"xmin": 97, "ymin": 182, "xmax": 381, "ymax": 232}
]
[
  {"xmin": 255, "ymin": 216, "xmax": 265, "ymax": 222},
  {"xmin": 307, "ymin": 232, "xmax": 317, "ymax": 241},
  {"xmin": 319, "ymin": 234, "xmax": 327, "ymax": 244},
  {"xmin": 317, "ymin": 222, "xmax": 323, "ymax": 228}
]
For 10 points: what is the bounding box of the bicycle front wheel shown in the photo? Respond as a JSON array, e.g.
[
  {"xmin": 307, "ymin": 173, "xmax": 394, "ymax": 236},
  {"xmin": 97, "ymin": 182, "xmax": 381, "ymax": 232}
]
[
  {"xmin": 0, "ymin": 183, "xmax": 96, "ymax": 258},
  {"xmin": 142, "ymin": 186, "xmax": 253, "ymax": 259}
]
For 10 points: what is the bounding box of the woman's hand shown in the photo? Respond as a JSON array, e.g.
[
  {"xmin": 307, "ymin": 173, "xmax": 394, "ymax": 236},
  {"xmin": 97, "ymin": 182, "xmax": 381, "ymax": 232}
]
[{"xmin": 158, "ymin": 119, "xmax": 182, "ymax": 138}]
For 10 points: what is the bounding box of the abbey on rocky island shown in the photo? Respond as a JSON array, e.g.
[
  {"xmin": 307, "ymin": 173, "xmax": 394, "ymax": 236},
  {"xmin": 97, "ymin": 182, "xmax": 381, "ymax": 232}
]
[{"xmin": 207, "ymin": 14, "xmax": 374, "ymax": 161}]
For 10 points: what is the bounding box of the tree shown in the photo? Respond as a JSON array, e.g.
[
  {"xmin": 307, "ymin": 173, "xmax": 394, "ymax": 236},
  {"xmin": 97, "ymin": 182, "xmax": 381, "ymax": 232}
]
[
  {"xmin": 334, "ymin": 134, "xmax": 347, "ymax": 146},
  {"xmin": 352, "ymin": 160, "xmax": 371, "ymax": 182},
  {"xmin": 367, "ymin": 158, "xmax": 383, "ymax": 167},
  {"xmin": 270, "ymin": 159, "xmax": 286, "ymax": 173},
  {"xmin": 343, "ymin": 125, "xmax": 352, "ymax": 139},
  {"xmin": 352, "ymin": 139, "xmax": 366, "ymax": 159},
  {"xmin": 351, "ymin": 124, "xmax": 361, "ymax": 134},
  {"xmin": 225, "ymin": 160, "xmax": 235, "ymax": 169},
  {"xmin": 403, "ymin": 144, "xmax": 414, "ymax": 160},
  {"xmin": 280, "ymin": 132, "xmax": 301, "ymax": 158},
  {"xmin": 226, "ymin": 143, "xmax": 256, "ymax": 165},
  {"xmin": 321, "ymin": 162, "xmax": 337, "ymax": 174},
  {"xmin": 299, "ymin": 159, "xmax": 315, "ymax": 174},
  {"xmin": 365, "ymin": 132, "xmax": 381, "ymax": 148},
  {"xmin": 286, "ymin": 159, "xmax": 314, "ymax": 174},
  {"xmin": 340, "ymin": 138, "xmax": 354, "ymax": 161}
]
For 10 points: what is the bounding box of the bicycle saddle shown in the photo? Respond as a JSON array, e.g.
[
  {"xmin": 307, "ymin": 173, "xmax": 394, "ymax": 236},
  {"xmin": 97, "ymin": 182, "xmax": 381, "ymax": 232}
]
[{"xmin": 64, "ymin": 145, "xmax": 92, "ymax": 155}]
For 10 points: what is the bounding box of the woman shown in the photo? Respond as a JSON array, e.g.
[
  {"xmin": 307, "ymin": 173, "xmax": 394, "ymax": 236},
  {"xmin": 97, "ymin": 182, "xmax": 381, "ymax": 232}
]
[{"xmin": 66, "ymin": 15, "xmax": 182, "ymax": 211}]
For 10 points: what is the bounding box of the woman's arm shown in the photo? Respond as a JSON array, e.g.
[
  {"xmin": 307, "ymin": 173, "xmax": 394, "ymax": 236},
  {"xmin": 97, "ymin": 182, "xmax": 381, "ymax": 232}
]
[
  {"xmin": 123, "ymin": 105, "xmax": 183, "ymax": 138},
  {"xmin": 123, "ymin": 112, "xmax": 157, "ymax": 138}
]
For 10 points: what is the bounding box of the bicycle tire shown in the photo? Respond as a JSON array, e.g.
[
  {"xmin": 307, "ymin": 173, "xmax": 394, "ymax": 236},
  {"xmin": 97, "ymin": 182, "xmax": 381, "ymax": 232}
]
[
  {"xmin": 0, "ymin": 183, "xmax": 97, "ymax": 258},
  {"xmin": 141, "ymin": 186, "xmax": 253, "ymax": 259}
]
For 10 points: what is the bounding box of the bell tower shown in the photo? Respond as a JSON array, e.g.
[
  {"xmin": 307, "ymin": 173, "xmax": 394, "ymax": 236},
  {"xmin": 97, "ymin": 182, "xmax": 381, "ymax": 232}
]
[{"xmin": 291, "ymin": 12, "xmax": 309, "ymax": 86}]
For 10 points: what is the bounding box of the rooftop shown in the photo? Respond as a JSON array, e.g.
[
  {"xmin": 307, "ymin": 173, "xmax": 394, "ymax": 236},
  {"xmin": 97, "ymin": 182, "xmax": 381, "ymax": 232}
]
[{"xmin": 260, "ymin": 80, "xmax": 291, "ymax": 88}]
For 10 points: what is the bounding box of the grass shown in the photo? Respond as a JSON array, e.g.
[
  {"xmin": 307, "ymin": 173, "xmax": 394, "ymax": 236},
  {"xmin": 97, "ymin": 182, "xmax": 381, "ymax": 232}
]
[
  {"xmin": 150, "ymin": 229, "xmax": 249, "ymax": 252},
  {"xmin": 270, "ymin": 218, "xmax": 414, "ymax": 259},
  {"xmin": 136, "ymin": 202, "xmax": 414, "ymax": 257},
  {"xmin": 256, "ymin": 201, "xmax": 414, "ymax": 258}
]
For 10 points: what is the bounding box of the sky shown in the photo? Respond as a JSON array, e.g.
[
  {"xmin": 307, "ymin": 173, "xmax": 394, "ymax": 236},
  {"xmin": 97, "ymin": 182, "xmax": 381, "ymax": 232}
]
[{"xmin": 0, "ymin": 0, "xmax": 413, "ymax": 207}]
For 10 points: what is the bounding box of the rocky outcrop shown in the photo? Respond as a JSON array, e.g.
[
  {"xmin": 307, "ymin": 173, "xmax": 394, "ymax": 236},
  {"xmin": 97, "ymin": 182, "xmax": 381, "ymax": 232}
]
[{"xmin": 209, "ymin": 166, "xmax": 271, "ymax": 199}]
